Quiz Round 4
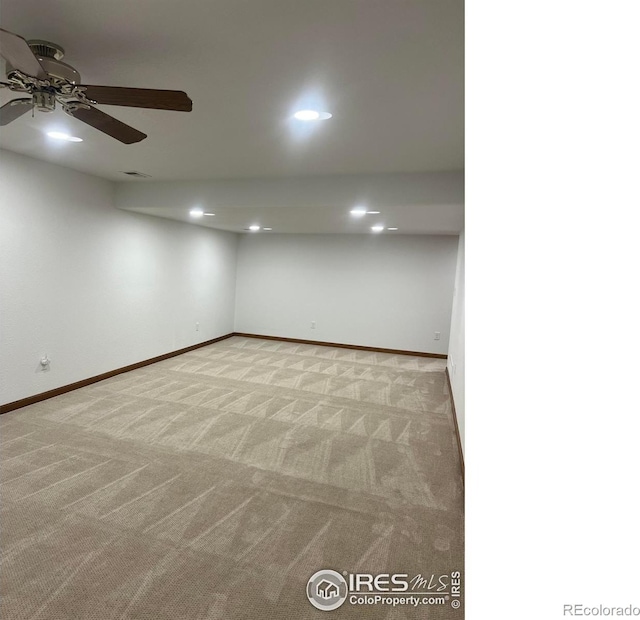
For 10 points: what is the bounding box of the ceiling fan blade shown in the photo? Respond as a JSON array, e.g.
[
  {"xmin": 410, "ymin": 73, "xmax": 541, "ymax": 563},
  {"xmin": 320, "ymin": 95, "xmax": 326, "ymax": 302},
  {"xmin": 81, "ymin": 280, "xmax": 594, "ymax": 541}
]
[
  {"xmin": 66, "ymin": 104, "xmax": 147, "ymax": 144},
  {"xmin": 81, "ymin": 85, "xmax": 192, "ymax": 111},
  {"xmin": 0, "ymin": 28, "xmax": 48, "ymax": 80},
  {"xmin": 0, "ymin": 97, "xmax": 32, "ymax": 126}
]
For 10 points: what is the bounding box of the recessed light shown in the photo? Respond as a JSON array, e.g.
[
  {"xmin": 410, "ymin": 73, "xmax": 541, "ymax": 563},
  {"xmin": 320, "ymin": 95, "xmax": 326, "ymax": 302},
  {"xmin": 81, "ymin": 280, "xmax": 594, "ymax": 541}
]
[
  {"xmin": 203, "ymin": 212, "xmax": 215, "ymax": 216},
  {"xmin": 249, "ymin": 225, "xmax": 260, "ymax": 231},
  {"xmin": 387, "ymin": 227, "xmax": 398, "ymax": 231},
  {"xmin": 350, "ymin": 208, "xmax": 367, "ymax": 217},
  {"xmin": 263, "ymin": 228, "xmax": 273, "ymax": 231},
  {"xmin": 189, "ymin": 209, "xmax": 204, "ymax": 217},
  {"xmin": 371, "ymin": 225, "xmax": 384, "ymax": 232},
  {"xmin": 46, "ymin": 131, "xmax": 82, "ymax": 142},
  {"xmin": 366, "ymin": 211, "xmax": 380, "ymax": 214},
  {"xmin": 293, "ymin": 109, "xmax": 332, "ymax": 121}
]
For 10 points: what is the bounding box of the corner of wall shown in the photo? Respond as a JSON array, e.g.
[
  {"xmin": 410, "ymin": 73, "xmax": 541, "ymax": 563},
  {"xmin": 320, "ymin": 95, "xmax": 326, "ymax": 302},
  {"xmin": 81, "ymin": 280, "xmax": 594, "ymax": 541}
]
[{"xmin": 447, "ymin": 230, "xmax": 465, "ymax": 457}]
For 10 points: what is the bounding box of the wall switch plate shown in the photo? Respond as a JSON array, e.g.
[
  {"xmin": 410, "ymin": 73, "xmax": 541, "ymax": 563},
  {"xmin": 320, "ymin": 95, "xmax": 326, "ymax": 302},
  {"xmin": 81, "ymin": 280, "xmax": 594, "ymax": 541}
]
[
  {"xmin": 434, "ymin": 332, "xmax": 441, "ymax": 340},
  {"xmin": 311, "ymin": 321, "xmax": 316, "ymax": 329},
  {"xmin": 196, "ymin": 322, "xmax": 200, "ymax": 331}
]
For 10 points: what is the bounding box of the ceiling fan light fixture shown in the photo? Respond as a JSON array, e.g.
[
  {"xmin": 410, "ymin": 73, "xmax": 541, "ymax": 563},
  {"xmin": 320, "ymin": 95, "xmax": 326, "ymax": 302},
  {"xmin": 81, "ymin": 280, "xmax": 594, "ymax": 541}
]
[{"xmin": 46, "ymin": 131, "xmax": 82, "ymax": 142}]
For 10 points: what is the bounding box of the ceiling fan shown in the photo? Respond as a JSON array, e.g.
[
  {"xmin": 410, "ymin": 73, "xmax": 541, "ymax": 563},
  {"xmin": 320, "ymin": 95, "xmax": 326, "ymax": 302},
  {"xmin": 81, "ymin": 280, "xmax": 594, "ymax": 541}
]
[{"xmin": 0, "ymin": 27, "xmax": 192, "ymax": 144}]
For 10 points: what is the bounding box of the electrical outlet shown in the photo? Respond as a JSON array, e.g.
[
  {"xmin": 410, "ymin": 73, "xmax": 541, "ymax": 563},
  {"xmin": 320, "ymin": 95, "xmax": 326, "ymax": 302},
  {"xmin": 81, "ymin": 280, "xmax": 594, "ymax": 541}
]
[
  {"xmin": 311, "ymin": 321, "xmax": 316, "ymax": 329},
  {"xmin": 196, "ymin": 322, "xmax": 200, "ymax": 332},
  {"xmin": 434, "ymin": 332, "xmax": 441, "ymax": 340}
]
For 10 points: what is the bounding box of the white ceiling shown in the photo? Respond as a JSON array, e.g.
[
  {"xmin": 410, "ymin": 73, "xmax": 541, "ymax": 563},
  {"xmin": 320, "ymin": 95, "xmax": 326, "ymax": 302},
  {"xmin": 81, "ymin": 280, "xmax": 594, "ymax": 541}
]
[{"xmin": 1, "ymin": 0, "xmax": 464, "ymax": 234}]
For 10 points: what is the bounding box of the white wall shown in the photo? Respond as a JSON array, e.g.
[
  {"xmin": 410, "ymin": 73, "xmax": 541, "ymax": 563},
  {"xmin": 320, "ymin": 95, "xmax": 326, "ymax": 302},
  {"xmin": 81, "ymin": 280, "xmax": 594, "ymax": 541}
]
[
  {"xmin": 0, "ymin": 150, "xmax": 238, "ymax": 406},
  {"xmin": 447, "ymin": 231, "xmax": 465, "ymax": 454},
  {"xmin": 234, "ymin": 234, "xmax": 458, "ymax": 354}
]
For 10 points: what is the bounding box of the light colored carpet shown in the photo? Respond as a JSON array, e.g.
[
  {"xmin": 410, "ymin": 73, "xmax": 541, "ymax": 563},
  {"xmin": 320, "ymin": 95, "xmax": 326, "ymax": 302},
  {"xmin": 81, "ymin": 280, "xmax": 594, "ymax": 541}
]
[{"xmin": 0, "ymin": 336, "xmax": 464, "ymax": 619}]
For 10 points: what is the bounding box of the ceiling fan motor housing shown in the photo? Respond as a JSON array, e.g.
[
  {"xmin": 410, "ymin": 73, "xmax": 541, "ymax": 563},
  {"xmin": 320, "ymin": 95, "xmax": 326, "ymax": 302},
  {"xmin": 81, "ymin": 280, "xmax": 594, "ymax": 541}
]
[{"xmin": 27, "ymin": 39, "xmax": 82, "ymax": 84}]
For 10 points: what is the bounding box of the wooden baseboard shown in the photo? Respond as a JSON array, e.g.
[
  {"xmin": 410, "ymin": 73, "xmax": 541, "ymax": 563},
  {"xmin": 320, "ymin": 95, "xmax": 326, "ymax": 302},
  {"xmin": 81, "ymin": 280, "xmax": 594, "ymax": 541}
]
[
  {"xmin": 1, "ymin": 331, "xmax": 446, "ymax": 415},
  {"xmin": 233, "ymin": 333, "xmax": 448, "ymax": 359},
  {"xmin": 0, "ymin": 333, "xmax": 235, "ymax": 415},
  {"xmin": 445, "ymin": 366, "xmax": 465, "ymax": 483}
]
